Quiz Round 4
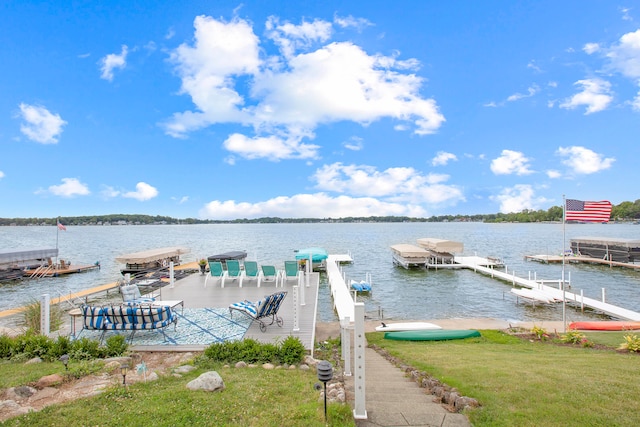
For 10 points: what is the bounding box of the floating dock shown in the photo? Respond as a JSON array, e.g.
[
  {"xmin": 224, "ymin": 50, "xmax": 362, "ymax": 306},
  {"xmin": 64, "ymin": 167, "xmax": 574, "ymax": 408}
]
[
  {"xmin": 525, "ymin": 254, "xmax": 640, "ymax": 270},
  {"xmin": 326, "ymin": 254, "xmax": 355, "ymax": 322}
]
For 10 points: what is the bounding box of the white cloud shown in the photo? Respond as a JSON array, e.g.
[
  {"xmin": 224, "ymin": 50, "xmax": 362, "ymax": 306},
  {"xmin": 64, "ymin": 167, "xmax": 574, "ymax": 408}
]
[
  {"xmin": 527, "ymin": 61, "xmax": 542, "ymax": 73},
  {"xmin": 18, "ymin": 103, "xmax": 67, "ymax": 144},
  {"xmin": 556, "ymin": 146, "xmax": 615, "ymax": 174},
  {"xmin": 546, "ymin": 170, "xmax": 562, "ymax": 179},
  {"xmin": 559, "ymin": 78, "xmax": 612, "ymax": 114},
  {"xmin": 620, "ymin": 7, "xmax": 633, "ymax": 21},
  {"xmin": 223, "ymin": 133, "xmax": 320, "ymax": 160},
  {"xmin": 491, "ymin": 184, "xmax": 550, "ymax": 213},
  {"xmin": 506, "ymin": 85, "xmax": 540, "ymax": 102},
  {"xmin": 490, "ymin": 150, "xmax": 534, "ymax": 175},
  {"xmin": 583, "ymin": 43, "xmax": 600, "ymax": 54},
  {"xmin": 266, "ymin": 16, "xmax": 333, "ymax": 58},
  {"xmin": 333, "ymin": 14, "xmax": 373, "ymax": 31},
  {"xmin": 606, "ymin": 29, "xmax": 640, "ymax": 79},
  {"xmin": 0, "ymin": 170, "xmax": 4, "ymax": 179},
  {"xmin": 633, "ymin": 90, "xmax": 640, "ymax": 111},
  {"xmin": 343, "ymin": 136, "xmax": 363, "ymax": 151},
  {"xmin": 48, "ymin": 178, "xmax": 90, "ymax": 197},
  {"xmin": 122, "ymin": 182, "xmax": 159, "ymax": 201},
  {"xmin": 200, "ymin": 193, "xmax": 426, "ymax": 220},
  {"xmin": 431, "ymin": 151, "xmax": 457, "ymax": 166},
  {"xmin": 99, "ymin": 45, "xmax": 128, "ymax": 81},
  {"xmin": 164, "ymin": 15, "xmax": 445, "ymax": 159},
  {"xmin": 311, "ymin": 163, "xmax": 464, "ymax": 205},
  {"xmin": 100, "ymin": 185, "xmax": 120, "ymax": 198}
]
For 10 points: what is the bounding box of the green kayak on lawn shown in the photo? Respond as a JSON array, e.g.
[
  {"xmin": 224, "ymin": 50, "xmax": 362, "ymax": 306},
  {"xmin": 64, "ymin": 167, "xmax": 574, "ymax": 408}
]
[{"xmin": 384, "ymin": 329, "xmax": 481, "ymax": 341}]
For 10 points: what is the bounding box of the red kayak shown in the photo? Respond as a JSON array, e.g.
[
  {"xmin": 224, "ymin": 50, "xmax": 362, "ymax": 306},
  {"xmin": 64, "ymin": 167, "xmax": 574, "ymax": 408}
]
[{"xmin": 569, "ymin": 321, "xmax": 640, "ymax": 331}]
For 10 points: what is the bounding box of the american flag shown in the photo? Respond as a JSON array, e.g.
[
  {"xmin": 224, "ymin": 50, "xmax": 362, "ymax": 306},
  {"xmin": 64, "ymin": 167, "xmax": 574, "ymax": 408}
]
[
  {"xmin": 565, "ymin": 199, "xmax": 612, "ymax": 223},
  {"xmin": 57, "ymin": 221, "xmax": 66, "ymax": 231}
]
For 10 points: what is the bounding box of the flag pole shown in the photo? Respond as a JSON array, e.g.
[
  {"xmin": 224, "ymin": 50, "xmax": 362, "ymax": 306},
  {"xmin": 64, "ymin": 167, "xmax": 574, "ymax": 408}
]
[
  {"xmin": 55, "ymin": 217, "xmax": 60, "ymax": 269},
  {"xmin": 562, "ymin": 195, "xmax": 566, "ymax": 333}
]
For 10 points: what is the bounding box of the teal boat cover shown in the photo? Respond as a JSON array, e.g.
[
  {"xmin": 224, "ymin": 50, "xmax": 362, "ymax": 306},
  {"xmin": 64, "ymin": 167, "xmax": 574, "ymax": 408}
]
[{"xmin": 295, "ymin": 247, "xmax": 328, "ymax": 262}]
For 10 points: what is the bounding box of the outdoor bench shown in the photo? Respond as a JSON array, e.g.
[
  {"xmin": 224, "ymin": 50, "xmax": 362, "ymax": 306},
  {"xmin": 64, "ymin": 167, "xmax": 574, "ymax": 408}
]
[{"xmin": 79, "ymin": 304, "xmax": 178, "ymax": 342}]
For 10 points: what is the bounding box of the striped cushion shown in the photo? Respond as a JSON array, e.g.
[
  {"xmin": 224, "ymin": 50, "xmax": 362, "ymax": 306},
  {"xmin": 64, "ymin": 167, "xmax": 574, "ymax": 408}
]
[
  {"xmin": 82, "ymin": 306, "xmax": 106, "ymax": 330},
  {"xmin": 230, "ymin": 300, "xmax": 259, "ymax": 317}
]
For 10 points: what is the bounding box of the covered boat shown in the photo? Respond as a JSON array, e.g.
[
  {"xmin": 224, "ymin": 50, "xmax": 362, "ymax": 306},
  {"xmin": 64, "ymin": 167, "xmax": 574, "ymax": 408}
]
[
  {"xmin": 390, "ymin": 244, "xmax": 429, "ymax": 268},
  {"xmin": 207, "ymin": 250, "xmax": 247, "ymax": 268},
  {"xmin": 116, "ymin": 246, "xmax": 190, "ymax": 276},
  {"xmin": 295, "ymin": 247, "xmax": 328, "ymax": 271}
]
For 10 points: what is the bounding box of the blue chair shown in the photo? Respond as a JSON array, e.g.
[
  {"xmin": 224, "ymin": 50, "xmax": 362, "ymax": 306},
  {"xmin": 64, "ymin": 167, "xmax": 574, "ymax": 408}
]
[
  {"xmin": 282, "ymin": 261, "xmax": 302, "ymax": 286},
  {"xmin": 260, "ymin": 265, "xmax": 280, "ymax": 287},
  {"xmin": 224, "ymin": 260, "xmax": 243, "ymax": 288},
  {"xmin": 229, "ymin": 291, "xmax": 288, "ymax": 332},
  {"xmin": 120, "ymin": 283, "xmax": 156, "ymax": 305},
  {"xmin": 204, "ymin": 261, "xmax": 225, "ymax": 287},
  {"xmin": 242, "ymin": 260, "xmax": 261, "ymax": 287}
]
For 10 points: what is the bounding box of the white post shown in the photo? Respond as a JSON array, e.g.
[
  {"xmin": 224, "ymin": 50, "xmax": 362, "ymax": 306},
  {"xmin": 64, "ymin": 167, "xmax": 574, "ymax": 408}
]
[
  {"xmin": 580, "ymin": 289, "xmax": 584, "ymax": 311},
  {"xmin": 307, "ymin": 254, "xmax": 312, "ymax": 287},
  {"xmin": 299, "ymin": 275, "xmax": 306, "ymax": 306},
  {"xmin": 353, "ymin": 302, "xmax": 367, "ymax": 420},
  {"xmin": 340, "ymin": 317, "xmax": 351, "ymax": 376},
  {"xmin": 602, "ymin": 288, "xmax": 606, "ymax": 303},
  {"xmin": 292, "ymin": 285, "xmax": 300, "ymax": 331},
  {"xmin": 40, "ymin": 294, "xmax": 50, "ymax": 337},
  {"xmin": 170, "ymin": 262, "xmax": 175, "ymax": 288}
]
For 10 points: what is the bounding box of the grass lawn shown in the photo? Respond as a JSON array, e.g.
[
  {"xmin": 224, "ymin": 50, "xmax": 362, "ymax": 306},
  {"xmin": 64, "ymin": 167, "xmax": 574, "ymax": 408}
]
[
  {"xmin": 368, "ymin": 329, "xmax": 640, "ymax": 427},
  {"xmin": 0, "ymin": 362, "xmax": 354, "ymax": 427}
]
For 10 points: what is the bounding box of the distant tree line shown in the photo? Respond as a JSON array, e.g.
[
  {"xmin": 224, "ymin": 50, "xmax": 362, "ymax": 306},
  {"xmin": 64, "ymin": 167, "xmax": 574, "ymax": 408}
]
[{"xmin": 1, "ymin": 200, "xmax": 638, "ymax": 226}]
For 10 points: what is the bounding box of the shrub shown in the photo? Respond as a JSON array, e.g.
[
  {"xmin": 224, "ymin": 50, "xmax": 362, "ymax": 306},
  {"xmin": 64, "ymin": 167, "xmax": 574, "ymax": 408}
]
[
  {"xmin": 103, "ymin": 335, "xmax": 128, "ymax": 357},
  {"xmin": 561, "ymin": 331, "xmax": 586, "ymax": 344},
  {"xmin": 0, "ymin": 335, "xmax": 15, "ymax": 359},
  {"xmin": 618, "ymin": 334, "xmax": 640, "ymax": 353},
  {"xmin": 531, "ymin": 325, "xmax": 549, "ymax": 341},
  {"xmin": 69, "ymin": 337, "xmax": 101, "ymax": 360},
  {"xmin": 20, "ymin": 300, "xmax": 64, "ymax": 333},
  {"xmin": 279, "ymin": 336, "xmax": 306, "ymax": 365}
]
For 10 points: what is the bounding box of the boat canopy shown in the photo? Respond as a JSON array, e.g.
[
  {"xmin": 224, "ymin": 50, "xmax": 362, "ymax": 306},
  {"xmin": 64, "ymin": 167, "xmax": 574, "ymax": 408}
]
[
  {"xmin": 116, "ymin": 246, "xmax": 190, "ymax": 264},
  {"xmin": 416, "ymin": 238, "xmax": 464, "ymax": 254},
  {"xmin": 0, "ymin": 249, "xmax": 58, "ymax": 266},
  {"xmin": 207, "ymin": 251, "xmax": 247, "ymax": 262},
  {"xmin": 295, "ymin": 247, "xmax": 328, "ymax": 262},
  {"xmin": 390, "ymin": 244, "xmax": 429, "ymax": 258}
]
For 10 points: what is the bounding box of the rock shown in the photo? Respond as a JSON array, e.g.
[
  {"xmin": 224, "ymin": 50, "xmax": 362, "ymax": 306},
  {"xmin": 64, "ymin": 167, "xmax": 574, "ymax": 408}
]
[
  {"xmin": 173, "ymin": 365, "xmax": 195, "ymax": 374},
  {"xmin": 146, "ymin": 372, "xmax": 159, "ymax": 382},
  {"xmin": 288, "ymin": 364, "xmax": 297, "ymax": 370},
  {"xmin": 25, "ymin": 357, "xmax": 42, "ymax": 365},
  {"xmin": 0, "ymin": 400, "xmax": 31, "ymax": 417},
  {"xmin": 303, "ymin": 355, "xmax": 318, "ymax": 366},
  {"xmin": 262, "ymin": 363, "xmax": 275, "ymax": 370},
  {"xmin": 7, "ymin": 386, "xmax": 36, "ymax": 400},
  {"xmin": 186, "ymin": 371, "xmax": 225, "ymax": 392},
  {"xmin": 235, "ymin": 361, "xmax": 247, "ymax": 368},
  {"xmin": 36, "ymin": 374, "xmax": 64, "ymax": 388},
  {"xmin": 299, "ymin": 364, "xmax": 310, "ymax": 371},
  {"xmin": 29, "ymin": 387, "xmax": 59, "ymax": 402}
]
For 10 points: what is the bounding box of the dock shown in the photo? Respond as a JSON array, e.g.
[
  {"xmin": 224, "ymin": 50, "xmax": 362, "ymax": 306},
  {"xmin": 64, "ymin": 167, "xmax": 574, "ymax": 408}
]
[
  {"xmin": 525, "ymin": 254, "xmax": 640, "ymax": 270},
  {"xmin": 456, "ymin": 257, "xmax": 640, "ymax": 321},
  {"xmin": 326, "ymin": 255, "xmax": 355, "ymax": 322}
]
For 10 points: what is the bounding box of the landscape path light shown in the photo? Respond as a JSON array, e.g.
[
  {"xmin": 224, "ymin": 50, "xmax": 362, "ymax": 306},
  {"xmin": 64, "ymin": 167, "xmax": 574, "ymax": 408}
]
[{"xmin": 316, "ymin": 360, "xmax": 334, "ymax": 422}]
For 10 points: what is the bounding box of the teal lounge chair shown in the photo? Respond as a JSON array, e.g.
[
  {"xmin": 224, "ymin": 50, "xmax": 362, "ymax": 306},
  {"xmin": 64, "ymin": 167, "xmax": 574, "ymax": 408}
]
[
  {"xmin": 204, "ymin": 261, "xmax": 225, "ymax": 288},
  {"xmin": 283, "ymin": 260, "xmax": 302, "ymax": 286},
  {"xmin": 224, "ymin": 259, "xmax": 243, "ymax": 288},
  {"xmin": 242, "ymin": 260, "xmax": 261, "ymax": 287},
  {"xmin": 260, "ymin": 264, "xmax": 280, "ymax": 287}
]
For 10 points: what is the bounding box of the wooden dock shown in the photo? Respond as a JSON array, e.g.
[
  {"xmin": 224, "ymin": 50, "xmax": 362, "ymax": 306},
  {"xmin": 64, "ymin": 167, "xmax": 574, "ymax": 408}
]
[
  {"xmin": 456, "ymin": 257, "xmax": 640, "ymax": 321},
  {"xmin": 24, "ymin": 263, "xmax": 100, "ymax": 278}
]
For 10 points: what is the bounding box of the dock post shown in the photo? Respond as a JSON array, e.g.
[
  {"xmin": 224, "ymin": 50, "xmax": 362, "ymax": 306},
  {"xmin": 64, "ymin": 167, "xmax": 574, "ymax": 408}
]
[
  {"xmin": 292, "ymin": 285, "xmax": 300, "ymax": 332},
  {"xmin": 580, "ymin": 290, "xmax": 584, "ymax": 311},
  {"xmin": 299, "ymin": 276, "xmax": 306, "ymax": 306},
  {"xmin": 170, "ymin": 262, "xmax": 175, "ymax": 288},
  {"xmin": 512, "ymin": 271, "xmax": 515, "ymax": 285},
  {"xmin": 353, "ymin": 302, "xmax": 367, "ymax": 420},
  {"xmin": 602, "ymin": 288, "xmax": 606, "ymax": 303},
  {"xmin": 40, "ymin": 294, "xmax": 50, "ymax": 337},
  {"xmin": 340, "ymin": 317, "xmax": 351, "ymax": 376}
]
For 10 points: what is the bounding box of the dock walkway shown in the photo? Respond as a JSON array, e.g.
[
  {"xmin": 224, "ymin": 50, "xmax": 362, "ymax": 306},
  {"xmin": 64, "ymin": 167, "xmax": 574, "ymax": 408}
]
[
  {"xmin": 455, "ymin": 257, "xmax": 640, "ymax": 321},
  {"xmin": 326, "ymin": 255, "xmax": 355, "ymax": 322}
]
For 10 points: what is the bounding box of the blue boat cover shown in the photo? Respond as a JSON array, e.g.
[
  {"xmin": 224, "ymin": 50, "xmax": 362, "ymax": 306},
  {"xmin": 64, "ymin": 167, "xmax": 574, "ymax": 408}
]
[{"xmin": 295, "ymin": 247, "xmax": 328, "ymax": 262}]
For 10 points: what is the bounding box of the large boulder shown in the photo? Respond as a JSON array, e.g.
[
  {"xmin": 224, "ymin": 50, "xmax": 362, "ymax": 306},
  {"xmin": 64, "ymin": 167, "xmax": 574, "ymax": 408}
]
[{"xmin": 186, "ymin": 371, "xmax": 225, "ymax": 392}]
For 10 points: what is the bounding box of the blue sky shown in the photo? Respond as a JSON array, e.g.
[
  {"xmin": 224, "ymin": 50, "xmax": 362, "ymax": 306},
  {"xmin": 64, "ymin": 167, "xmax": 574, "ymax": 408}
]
[{"xmin": 2, "ymin": 1, "xmax": 639, "ymax": 220}]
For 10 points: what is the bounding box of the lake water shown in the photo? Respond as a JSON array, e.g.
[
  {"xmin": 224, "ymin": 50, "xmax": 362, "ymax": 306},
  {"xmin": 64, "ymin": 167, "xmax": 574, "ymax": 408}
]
[{"xmin": 1, "ymin": 222, "xmax": 639, "ymax": 323}]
